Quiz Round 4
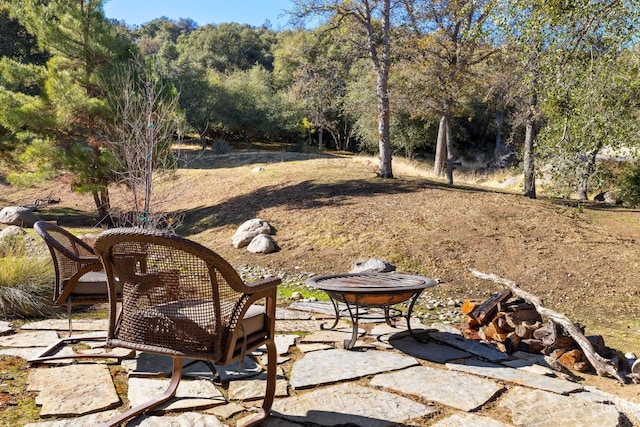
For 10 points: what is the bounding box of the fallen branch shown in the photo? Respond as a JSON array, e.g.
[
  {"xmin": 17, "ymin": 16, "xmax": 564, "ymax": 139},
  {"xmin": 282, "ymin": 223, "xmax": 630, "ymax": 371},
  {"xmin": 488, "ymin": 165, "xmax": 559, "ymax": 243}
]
[{"xmin": 470, "ymin": 269, "xmax": 625, "ymax": 383}]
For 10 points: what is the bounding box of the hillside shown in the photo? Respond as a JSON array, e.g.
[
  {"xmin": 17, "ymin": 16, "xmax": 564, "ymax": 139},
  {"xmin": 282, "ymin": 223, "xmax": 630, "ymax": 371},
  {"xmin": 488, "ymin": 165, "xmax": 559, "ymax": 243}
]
[{"xmin": 3, "ymin": 151, "xmax": 640, "ymax": 356}]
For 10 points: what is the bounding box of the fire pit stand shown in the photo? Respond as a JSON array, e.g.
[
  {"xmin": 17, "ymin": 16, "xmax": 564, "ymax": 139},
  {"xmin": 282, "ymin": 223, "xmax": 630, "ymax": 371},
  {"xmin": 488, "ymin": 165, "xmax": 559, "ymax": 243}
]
[{"xmin": 306, "ymin": 272, "xmax": 438, "ymax": 349}]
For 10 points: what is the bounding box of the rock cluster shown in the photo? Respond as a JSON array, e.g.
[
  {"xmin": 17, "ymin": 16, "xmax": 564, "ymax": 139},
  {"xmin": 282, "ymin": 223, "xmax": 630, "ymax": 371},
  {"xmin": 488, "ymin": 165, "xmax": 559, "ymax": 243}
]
[{"xmin": 231, "ymin": 218, "xmax": 278, "ymax": 254}]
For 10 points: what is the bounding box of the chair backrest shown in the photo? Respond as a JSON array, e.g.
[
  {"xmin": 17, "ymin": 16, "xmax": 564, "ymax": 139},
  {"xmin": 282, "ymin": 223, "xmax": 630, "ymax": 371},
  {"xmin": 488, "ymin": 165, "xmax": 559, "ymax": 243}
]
[
  {"xmin": 94, "ymin": 227, "xmax": 249, "ymax": 361},
  {"xmin": 34, "ymin": 221, "xmax": 101, "ymax": 302}
]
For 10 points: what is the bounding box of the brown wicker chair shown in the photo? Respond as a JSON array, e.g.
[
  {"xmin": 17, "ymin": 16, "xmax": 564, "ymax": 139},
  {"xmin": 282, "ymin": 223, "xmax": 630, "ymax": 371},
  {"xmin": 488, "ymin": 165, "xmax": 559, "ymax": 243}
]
[
  {"xmin": 93, "ymin": 227, "xmax": 280, "ymax": 427},
  {"xmin": 34, "ymin": 221, "xmax": 110, "ymax": 325},
  {"xmin": 29, "ymin": 221, "xmax": 120, "ymax": 363}
]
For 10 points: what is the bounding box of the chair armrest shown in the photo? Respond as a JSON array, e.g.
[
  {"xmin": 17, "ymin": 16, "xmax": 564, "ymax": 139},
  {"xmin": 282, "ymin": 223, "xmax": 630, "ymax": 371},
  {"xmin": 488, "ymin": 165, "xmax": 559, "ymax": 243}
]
[{"xmin": 242, "ymin": 277, "xmax": 281, "ymax": 294}]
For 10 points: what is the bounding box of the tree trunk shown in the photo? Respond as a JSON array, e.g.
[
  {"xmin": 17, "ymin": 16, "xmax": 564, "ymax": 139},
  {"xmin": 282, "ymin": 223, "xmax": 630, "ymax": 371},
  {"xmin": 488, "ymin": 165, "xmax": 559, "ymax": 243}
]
[
  {"xmin": 494, "ymin": 111, "xmax": 504, "ymax": 158},
  {"xmin": 445, "ymin": 114, "xmax": 454, "ymax": 185},
  {"xmin": 577, "ymin": 181, "xmax": 588, "ymax": 201},
  {"xmin": 318, "ymin": 127, "xmax": 324, "ymax": 151},
  {"xmin": 377, "ymin": 74, "xmax": 392, "ymax": 178},
  {"xmin": 577, "ymin": 150, "xmax": 599, "ymax": 201},
  {"xmin": 93, "ymin": 188, "xmax": 109, "ymax": 220},
  {"xmin": 523, "ymin": 117, "xmax": 537, "ymax": 199},
  {"xmin": 434, "ymin": 115, "xmax": 447, "ymax": 177},
  {"xmin": 375, "ymin": 0, "xmax": 393, "ymax": 178}
]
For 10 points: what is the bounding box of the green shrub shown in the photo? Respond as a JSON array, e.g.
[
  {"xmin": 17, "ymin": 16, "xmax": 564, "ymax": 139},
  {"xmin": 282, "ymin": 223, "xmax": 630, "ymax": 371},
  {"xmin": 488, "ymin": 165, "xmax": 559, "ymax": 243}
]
[
  {"xmin": 617, "ymin": 163, "xmax": 640, "ymax": 207},
  {"xmin": 211, "ymin": 138, "xmax": 231, "ymax": 154},
  {"xmin": 0, "ymin": 235, "xmax": 54, "ymax": 319}
]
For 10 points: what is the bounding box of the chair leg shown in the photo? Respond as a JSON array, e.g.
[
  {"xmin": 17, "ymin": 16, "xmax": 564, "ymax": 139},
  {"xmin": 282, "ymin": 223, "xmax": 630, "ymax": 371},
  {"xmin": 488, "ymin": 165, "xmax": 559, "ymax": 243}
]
[
  {"xmin": 67, "ymin": 301, "xmax": 73, "ymax": 337},
  {"xmin": 28, "ymin": 333, "xmax": 109, "ymax": 364},
  {"xmin": 99, "ymin": 357, "xmax": 183, "ymax": 427},
  {"xmin": 237, "ymin": 339, "xmax": 277, "ymax": 427}
]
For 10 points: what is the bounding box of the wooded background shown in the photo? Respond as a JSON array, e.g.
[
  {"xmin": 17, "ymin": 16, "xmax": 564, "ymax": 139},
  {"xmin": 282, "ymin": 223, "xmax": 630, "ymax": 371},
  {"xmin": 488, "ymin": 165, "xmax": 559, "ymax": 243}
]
[{"xmin": 1, "ymin": 0, "xmax": 639, "ymax": 217}]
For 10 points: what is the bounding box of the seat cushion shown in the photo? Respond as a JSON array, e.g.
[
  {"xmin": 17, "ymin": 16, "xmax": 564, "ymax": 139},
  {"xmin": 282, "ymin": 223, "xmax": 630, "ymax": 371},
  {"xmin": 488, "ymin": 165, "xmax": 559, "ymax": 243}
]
[
  {"xmin": 240, "ymin": 304, "xmax": 266, "ymax": 336},
  {"xmin": 70, "ymin": 271, "xmax": 121, "ymax": 295}
]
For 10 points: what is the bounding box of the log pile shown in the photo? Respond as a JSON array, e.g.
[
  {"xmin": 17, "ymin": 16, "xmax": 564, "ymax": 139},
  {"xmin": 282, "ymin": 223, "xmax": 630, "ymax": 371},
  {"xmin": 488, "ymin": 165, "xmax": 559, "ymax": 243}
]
[{"xmin": 468, "ymin": 269, "xmax": 626, "ymax": 382}]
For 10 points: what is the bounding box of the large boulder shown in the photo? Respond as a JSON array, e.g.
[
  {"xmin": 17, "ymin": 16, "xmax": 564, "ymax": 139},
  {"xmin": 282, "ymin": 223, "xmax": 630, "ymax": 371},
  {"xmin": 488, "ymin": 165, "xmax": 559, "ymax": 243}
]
[
  {"xmin": 246, "ymin": 234, "xmax": 278, "ymax": 254},
  {"xmin": 232, "ymin": 218, "xmax": 275, "ymax": 249},
  {"xmin": 0, "ymin": 225, "xmax": 26, "ymax": 240},
  {"xmin": 594, "ymin": 191, "xmax": 621, "ymax": 204},
  {"xmin": 350, "ymin": 258, "xmax": 396, "ymax": 273},
  {"xmin": 0, "ymin": 206, "xmax": 42, "ymax": 227}
]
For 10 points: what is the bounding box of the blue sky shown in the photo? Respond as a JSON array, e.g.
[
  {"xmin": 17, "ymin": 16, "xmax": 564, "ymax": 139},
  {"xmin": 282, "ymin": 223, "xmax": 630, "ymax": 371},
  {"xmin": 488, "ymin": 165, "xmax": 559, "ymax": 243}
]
[{"xmin": 103, "ymin": 0, "xmax": 296, "ymax": 29}]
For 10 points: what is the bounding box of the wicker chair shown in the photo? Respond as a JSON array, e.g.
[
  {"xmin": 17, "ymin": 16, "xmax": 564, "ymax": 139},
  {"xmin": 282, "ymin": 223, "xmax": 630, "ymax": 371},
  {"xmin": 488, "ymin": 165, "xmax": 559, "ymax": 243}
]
[
  {"xmin": 28, "ymin": 221, "xmax": 122, "ymax": 363},
  {"xmin": 93, "ymin": 227, "xmax": 280, "ymax": 427},
  {"xmin": 33, "ymin": 221, "xmax": 111, "ymax": 327}
]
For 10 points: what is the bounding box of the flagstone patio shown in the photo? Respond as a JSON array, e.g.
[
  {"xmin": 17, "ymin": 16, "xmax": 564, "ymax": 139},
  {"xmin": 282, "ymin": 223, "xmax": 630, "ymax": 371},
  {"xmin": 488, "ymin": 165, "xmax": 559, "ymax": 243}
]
[{"xmin": 0, "ymin": 301, "xmax": 638, "ymax": 426}]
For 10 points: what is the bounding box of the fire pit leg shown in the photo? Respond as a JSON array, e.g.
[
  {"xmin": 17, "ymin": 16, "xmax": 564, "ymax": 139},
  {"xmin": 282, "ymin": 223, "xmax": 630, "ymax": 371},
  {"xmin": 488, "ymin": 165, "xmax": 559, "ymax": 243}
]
[
  {"xmin": 320, "ymin": 296, "xmax": 341, "ymax": 331},
  {"xmin": 406, "ymin": 290, "xmax": 429, "ymax": 342},
  {"xmin": 343, "ymin": 298, "xmax": 360, "ymax": 350}
]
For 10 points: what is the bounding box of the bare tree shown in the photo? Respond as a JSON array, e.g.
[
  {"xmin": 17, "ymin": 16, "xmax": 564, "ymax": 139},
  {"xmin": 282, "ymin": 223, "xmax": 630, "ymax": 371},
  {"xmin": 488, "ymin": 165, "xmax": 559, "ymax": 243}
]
[{"xmin": 105, "ymin": 59, "xmax": 185, "ymax": 230}]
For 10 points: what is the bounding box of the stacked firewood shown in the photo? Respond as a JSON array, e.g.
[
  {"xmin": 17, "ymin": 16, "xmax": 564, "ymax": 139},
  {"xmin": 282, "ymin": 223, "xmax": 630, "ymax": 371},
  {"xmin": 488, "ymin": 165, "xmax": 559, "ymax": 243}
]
[{"xmin": 462, "ymin": 290, "xmax": 611, "ymax": 374}]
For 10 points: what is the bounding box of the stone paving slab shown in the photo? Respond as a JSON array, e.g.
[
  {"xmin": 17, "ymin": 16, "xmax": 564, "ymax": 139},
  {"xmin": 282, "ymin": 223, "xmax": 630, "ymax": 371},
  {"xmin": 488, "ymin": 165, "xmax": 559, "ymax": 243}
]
[
  {"xmin": 21, "ymin": 318, "xmax": 109, "ymax": 331},
  {"xmin": 204, "ymin": 402, "xmax": 245, "ymax": 419},
  {"xmin": 389, "ymin": 335, "xmax": 472, "ymax": 363},
  {"xmin": 288, "ymin": 301, "xmax": 346, "ymax": 316},
  {"xmin": 272, "ymin": 383, "xmax": 436, "ymax": 427},
  {"xmin": 430, "ymin": 331, "xmax": 509, "ymax": 362},
  {"xmin": 274, "ymin": 334, "xmax": 297, "ymax": 355},
  {"xmin": 128, "ymin": 412, "xmax": 226, "ymax": 426},
  {"xmin": 27, "ymin": 364, "xmax": 120, "ymax": 416},
  {"xmin": 370, "ymin": 365, "xmax": 504, "ymax": 411},
  {"xmin": 24, "ymin": 409, "xmax": 122, "ymax": 426},
  {"xmin": 228, "ymin": 372, "xmax": 289, "ymax": 401},
  {"xmin": 0, "ymin": 330, "xmax": 59, "ymax": 347},
  {"xmin": 296, "ymin": 343, "xmax": 332, "ymax": 353},
  {"xmin": 122, "ymin": 352, "xmax": 262, "ymax": 382},
  {"xmin": 276, "ymin": 307, "xmax": 314, "ymax": 320},
  {"xmin": 446, "ymin": 359, "xmax": 583, "ymax": 395},
  {"xmin": 0, "ymin": 320, "xmax": 13, "ymax": 335},
  {"xmin": 0, "ymin": 346, "xmax": 47, "ymax": 359},
  {"xmin": 499, "ymin": 386, "xmax": 620, "ymax": 427},
  {"xmin": 431, "ymin": 412, "xmax": 514, "ymax": 427},
  {"xmin": 128, "ymin": 377, "xmax": 225, "ymax": 412},
  {"xmin": 368, "ymin": 318, "xmax": 427, "ymax": 338},
  {"xmin": 299, "ymin": 327, "xmax": 364, "ymax": 344},
  {"xmin": 289, "ymin": 348, "xmax": 418, "ymax": 389},
  {"xmin": 580, "ymin": 386, "xmax": 640, "ymax": 425},
  {"xmin": 274, "ymin": 319, "xmax": 334, "ymax": 333},
  {"xmin": 33, "ymin": 345, "xmax": 135, "ymax": 365},
  {"xmin": 502, "ymin": 359, "xmax": 557, "ymax": 376},
  {"xmin": 428, "ymin": 322, "xmax": 464, "ymax": 335}
]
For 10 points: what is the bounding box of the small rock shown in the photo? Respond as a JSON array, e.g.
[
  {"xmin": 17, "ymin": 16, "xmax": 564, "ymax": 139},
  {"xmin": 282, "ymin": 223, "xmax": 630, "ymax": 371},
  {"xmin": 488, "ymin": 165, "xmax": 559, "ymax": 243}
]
[{"xmin": 290, "ymin": 291, "xmax": 303, "ymax": 300}]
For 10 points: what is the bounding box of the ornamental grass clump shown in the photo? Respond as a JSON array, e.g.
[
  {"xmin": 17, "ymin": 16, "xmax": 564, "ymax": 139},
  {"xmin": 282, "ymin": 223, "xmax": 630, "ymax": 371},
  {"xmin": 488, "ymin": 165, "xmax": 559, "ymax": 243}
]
[{"xmin": 0, "ymin": 235, "xmax": 54, "ymax": 319}]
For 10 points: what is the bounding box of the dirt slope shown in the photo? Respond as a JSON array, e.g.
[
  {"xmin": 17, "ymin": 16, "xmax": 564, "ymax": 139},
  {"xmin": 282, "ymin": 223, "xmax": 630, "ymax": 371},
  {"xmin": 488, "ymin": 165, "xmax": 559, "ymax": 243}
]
[{"xmin": 3, "ymin": 152, "xmax": 640, "ymax": 357}]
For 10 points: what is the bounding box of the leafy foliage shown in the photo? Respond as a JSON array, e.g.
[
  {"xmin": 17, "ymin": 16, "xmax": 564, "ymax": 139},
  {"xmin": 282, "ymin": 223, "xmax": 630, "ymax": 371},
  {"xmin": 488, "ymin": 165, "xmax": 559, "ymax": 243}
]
[
  {"xmin": 1, "ymin": 0, "xmax": 640, "ymax": 205},
  {"xmin": 617, "ymin": 163, "xmax": 640, "ymax": 208}
]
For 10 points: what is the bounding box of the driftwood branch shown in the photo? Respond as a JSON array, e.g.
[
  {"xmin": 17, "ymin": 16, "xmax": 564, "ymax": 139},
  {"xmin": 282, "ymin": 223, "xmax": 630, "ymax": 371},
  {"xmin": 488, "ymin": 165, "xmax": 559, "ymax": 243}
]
[{"xmin": 470, "ymin": 269, "xmax": 625, "ymax": 382}]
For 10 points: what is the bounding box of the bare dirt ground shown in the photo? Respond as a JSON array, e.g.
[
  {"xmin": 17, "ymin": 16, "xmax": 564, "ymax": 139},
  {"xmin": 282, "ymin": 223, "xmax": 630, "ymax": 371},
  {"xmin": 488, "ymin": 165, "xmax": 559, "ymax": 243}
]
[{"xmin": 3, "ymin": 150, "xmax": 640, "ymax": 401}]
